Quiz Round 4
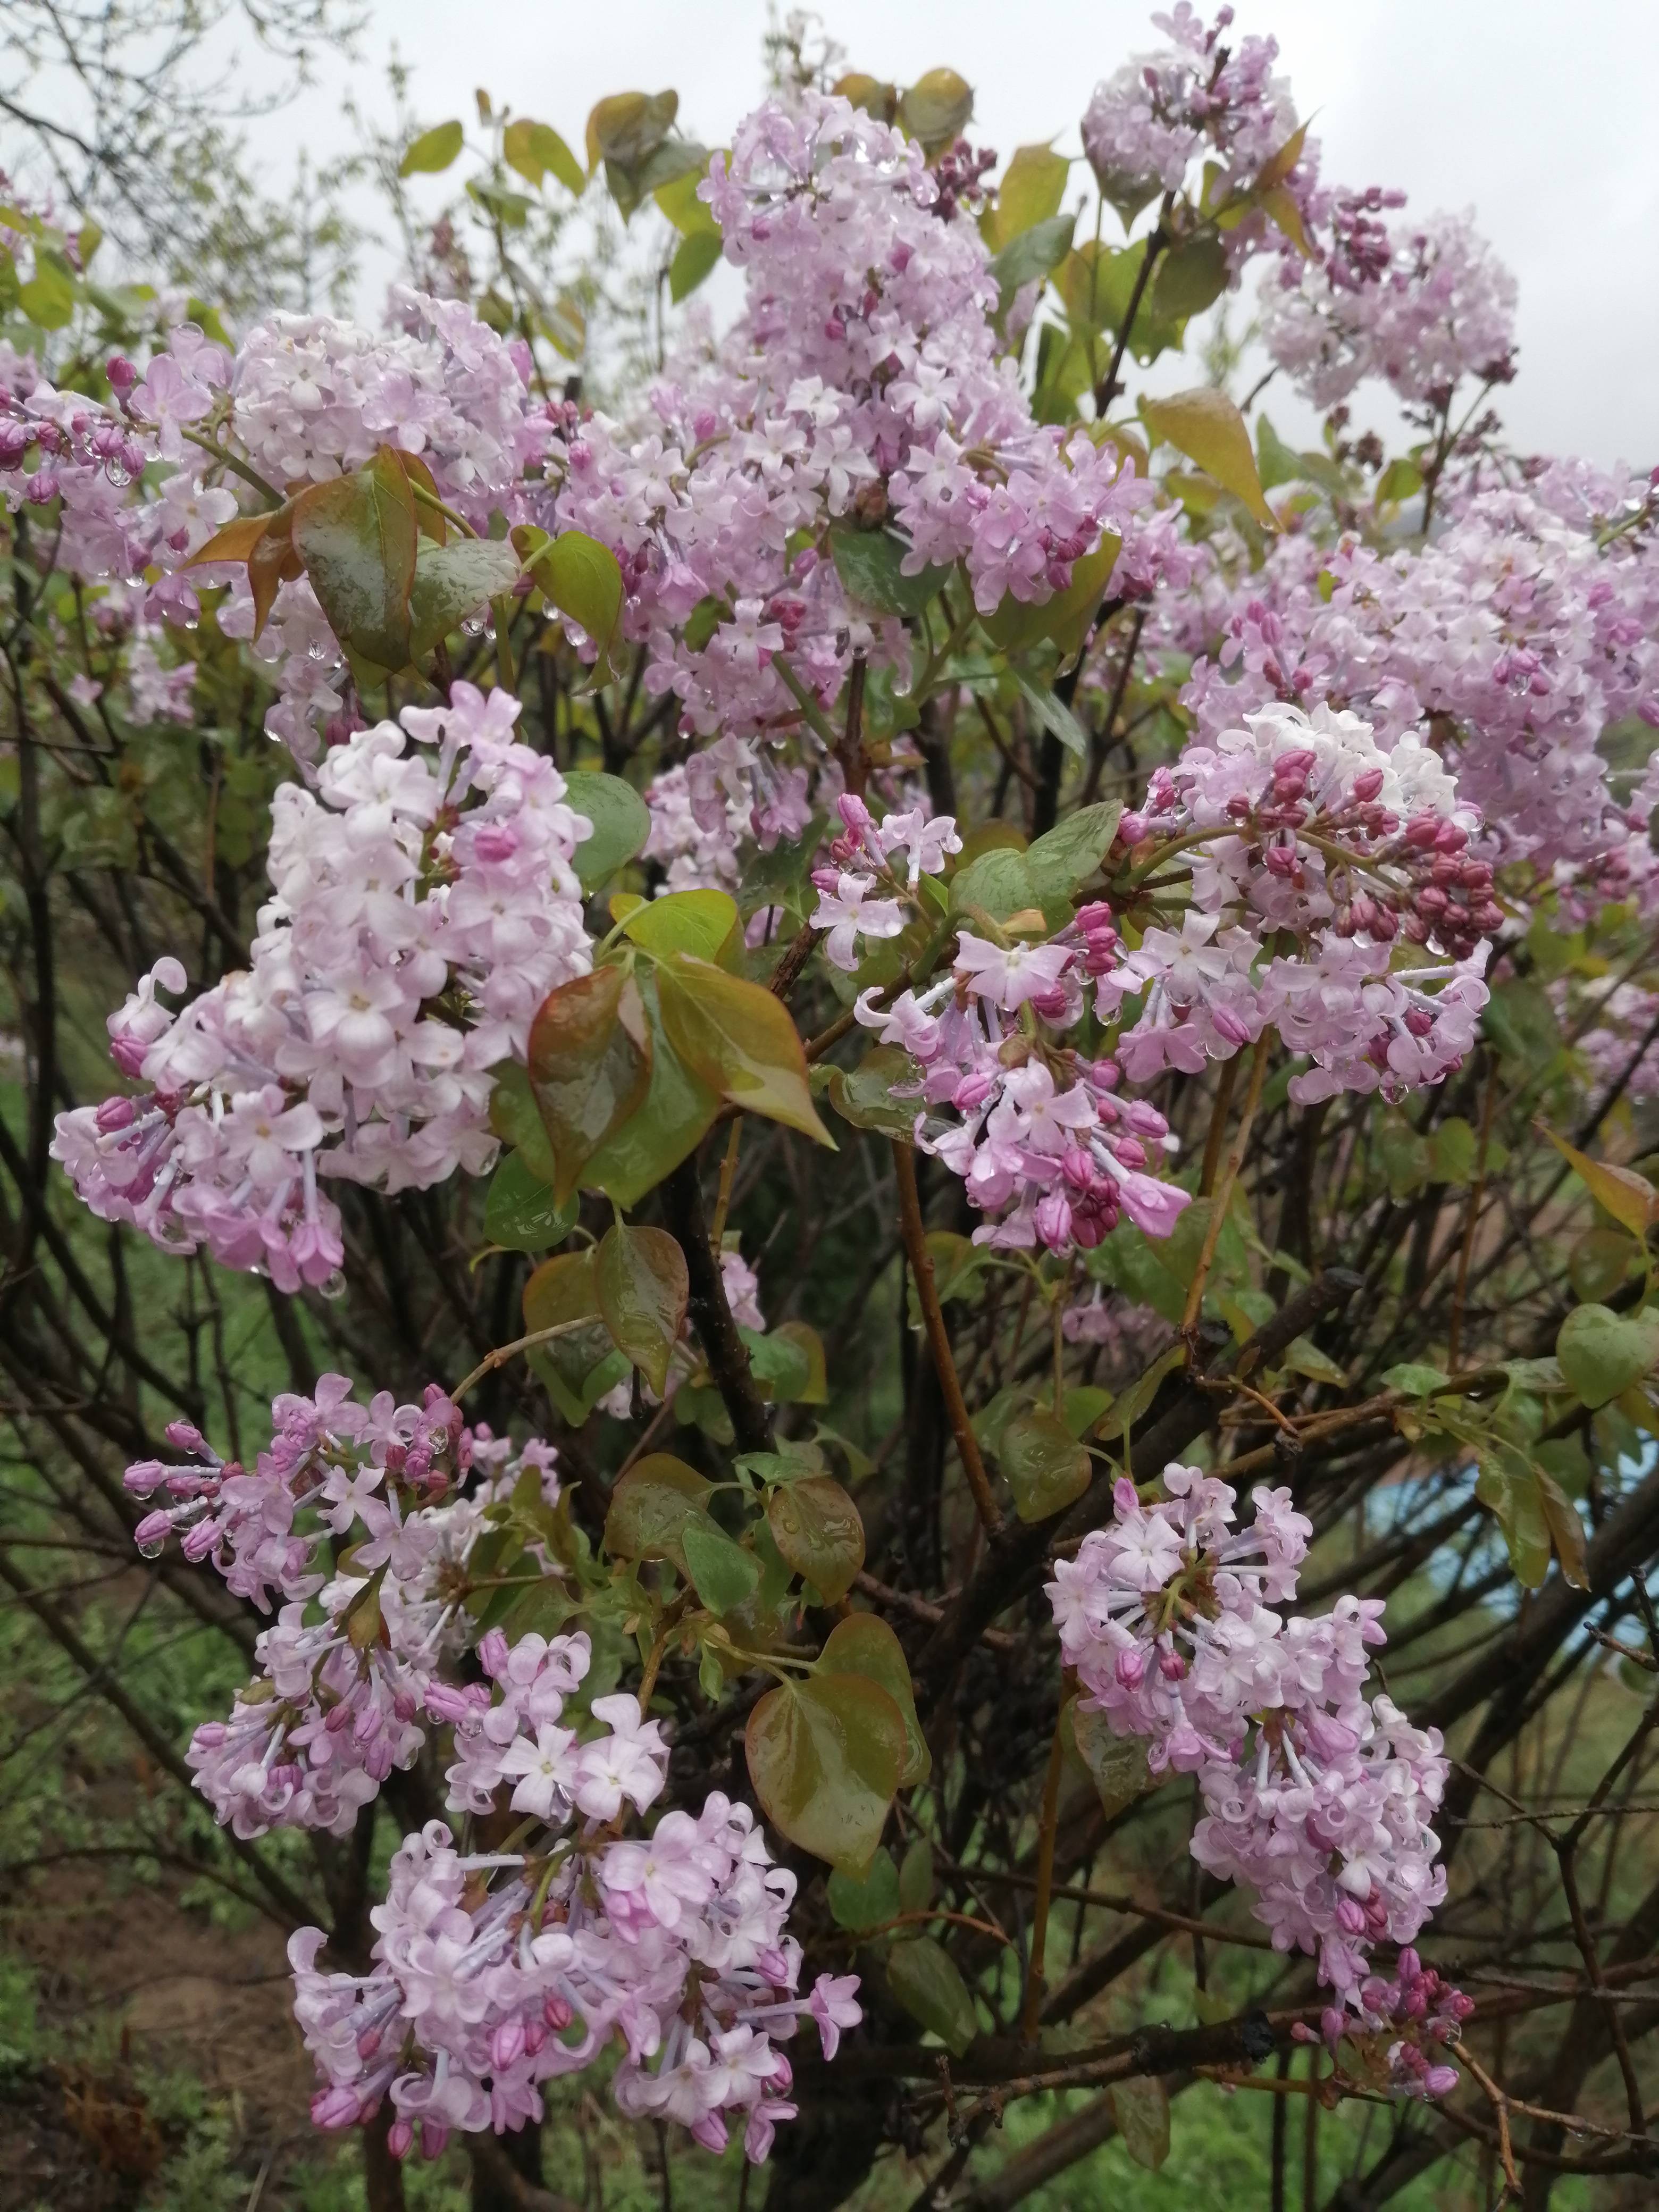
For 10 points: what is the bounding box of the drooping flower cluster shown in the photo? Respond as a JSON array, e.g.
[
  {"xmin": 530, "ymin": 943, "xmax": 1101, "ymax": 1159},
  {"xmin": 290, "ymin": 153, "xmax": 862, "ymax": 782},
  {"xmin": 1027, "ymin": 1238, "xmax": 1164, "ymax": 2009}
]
[
  {"xmin": 126, "ymin": 290, "xmax": 543, "ymax": 760},
  {"xmin": 52, "ymin": 683, "xmax": 591, "ymax": 1287},
  {"xmin": 1082, "ymin": 4, "xmax": 1318, "ymax": 262},
  {"xmin": 548, "ymin": 88, "xmax": 1158, "ymax": 852},
  {"xmin": 289, "ymin": 1786, "xmax": 858, "ymax": 2163},
  {"xmin": 121, "ymin": 1370, "xmax": 857, "ymax": 2166},
  {"xmin": 1049, "ymin": 1464, "xmax": 1457, "ymax": 2046},
  {"xmin": 1179, "ymin": 476, "xmax": 1659, "ymax": 889},
  {"xmin": 1262, "ymin": 207, "xmax": 1518, "ymax": 410},
  {"xmin": 1297, "ymin": 1947, "xmax": 1472, "ymax": 2102},
  {"xmin": 121, "ymin": 1375, "xmax": 554, "ymax": 1834},
  {"xmin": 1099, "ymin": 699, "xmax": 1493, "ymax": 1103}
]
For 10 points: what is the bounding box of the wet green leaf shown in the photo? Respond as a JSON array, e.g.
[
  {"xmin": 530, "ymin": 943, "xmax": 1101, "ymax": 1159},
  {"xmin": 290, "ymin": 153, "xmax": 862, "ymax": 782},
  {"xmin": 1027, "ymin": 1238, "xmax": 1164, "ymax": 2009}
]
[
  {"xmin": 1001, "ymin": 1406, "xmax": 1091, "ymax": 1522},
  {"xmin": 596, "ymin": 1221, "xmax": 688, "ymax": 1396},
  {"xmin": 886, "ymin": 1937, "xmax": 978, "ymax": 2054},
  {"xmin": 827, "ymin": 1845, "xmax": 900, "ymax": 1932},
  {"xmin": 657, "ymin": 954, "xmax": 834, "ymax": 1146},
  {"xmin": 681, "ymin": 1518, "xmax": 761, "ymax": 1614},
  {"xmin": 822, "ymin": 1612, "xmax": 930, "ymax": 1787},
  {"xmin": 483, "ymin": 1149, "xmax": 577, "ymax": 1253},
  {"xmin": 527, "ymin": 966, "xmax": 653, "ymax": 1202},
  {"xmin": 767, "ymin": 1476, "xmax": 866, "ymax": 1604},
  {"xmin": 745, "ymin": 1673, "xmax": 906, "ymax": 1873},
  {"xmin": 604, "ymin": 1453, "xmax": 714, "ymax": 1572}
]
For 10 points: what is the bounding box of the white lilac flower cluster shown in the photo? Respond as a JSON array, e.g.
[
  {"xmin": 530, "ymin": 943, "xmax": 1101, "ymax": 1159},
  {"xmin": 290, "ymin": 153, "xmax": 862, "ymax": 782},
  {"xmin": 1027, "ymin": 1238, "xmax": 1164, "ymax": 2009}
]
[
  {"xmin": 51, "ymin": 683, "xmax": 591, "ymax": 1289},
  {"xmin": 1048, "ymin": 1463, "xmax": 1462, "ymax": 2075}
]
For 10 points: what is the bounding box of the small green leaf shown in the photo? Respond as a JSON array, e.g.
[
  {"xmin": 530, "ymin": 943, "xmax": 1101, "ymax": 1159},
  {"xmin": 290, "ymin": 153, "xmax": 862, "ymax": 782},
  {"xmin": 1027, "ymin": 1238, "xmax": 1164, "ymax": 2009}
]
[
  {"xmin": 529, "ymin": 529, "xmax": 625, "ymax": 664},
  {"xmin": 1069, "ymin": 1699, "xmax": 1152, "ymax": 1820},
  {"xmin": 407, "ymin": 535, "xmax": 521, "ymax": 661},
  {"xmin": 1111, "ymin": 2076, "xmax": 1170, "ymax": 2171},
  {"xmin": 521, "ymin": 1249, "xmax": 621, "ymax": 1423},
  {"xmin": 1538, "ymin": 1124, "xmax": 1659, "ymax": 1240},
  {"xmin": 604, "ymin": 1453, "xmax": 714, "ymax": 1571},
  {"xmin": 527, "ymin": 967, "xmax": 653, "ymax": 1202},
  {"xmin": 1026, "ymin": 801, "xmax": 1122, "ymax": 896},
  {"xmin": 487, "ymin": 1061, "xmax": 558, "ymax": 1186},
  {"xmin": 578, "ymin": 972, "xmax": 720, "ymax": 1207},
  {"xmin": 1281, "ymin": 1337, "xmax": 1347, "ymax": 1387},
  {"xmin": 1013, "ymin": 669, "xmax": 1088, "ymax": 757},
  {"xmin": 400, "ymin": 120, "xmax": 465, "ymax": 175},
  {"xmin": 898, "ymin": 1836, "xmax": 935, "ymax": 1914},
  {"xmin": 1556, "ymin": 1305, "xmax": 1659, "ymax": 1410},
  {"xmin": 585, "ymin": 90, "xmax": 680, "ymax": 171},
  {"xmin": 596, "ymin": 1221, "xmax": 688, "ymax": 1396},
  {"xmin": 657, "ymin": 953, "xmax": 835, "ymax": 1146},
  {"xmin": 767, "ymin": 1476, "xmax": 866, "ymax": 1604},
  {"xmin": 988, "ymin": 210, "xmax": 1077, "ymax": 307},
  {"xmin": 563, "ymin": 770, "xmax": 650, "ymax": 891},
  {"xmin": 291, "ymin": 448, "xmax": 420, "ymax": 670},
  {"xmin": 622, "ymin": 887, "xmax": 739, "ymax": 962},
  {"xmin": 1001, "ymin": 1407, "xmax": 1091, "ymax": 1522},
  {"xmin": 669, "ymin": 230, "xmax": 723, "ymax": 301},
  {"xmin": 1143, "ymin": 387, "xmax": 1278, "ymax": 531},
  {"xmin": 483, "ymin": 1149, "xmax": 577, "ymax": 1253},
  {"xmin": 681, "ymin": 1518, "xmax": 762, "ymax": 1614},
  {"xmin": 988, "ymin": 144, "xmax": 1070, "ymax": 249},
  {"xmin": 1151, "ymin": 233, "xmax": 1229, "ymax": 321},
  {"xmin": 821, "ymin": 1046, "xmax": 920, "ymax": 1137},
  {"xmin": 745, "ymin": 1674, "xmax": 906, "ymax": 1873},
  {"xmin": 827, "ymin": 1845, "xmax": 900, "ymax": 1932},
  {"xmin": 830, "ymin": 527, "xmax": 953, "ymax": 618},
  {"xmin": 1382, "ymin": 1363, "xmax": 1452, "ymax": 1398},
  {"xmin": 19, "ymin": 259, "xmax": 77, "ymax": 329},
  {"xmin": 886, "ymin": 1937, "xmax": 978, "ymax": 2055},
  {"xmin": 821, "ymin": 1612, "xmax": 930, "ymax": 1787},
  {"xmin": 898, "ymin": 68, "xmax": 973, "ymax": 153}
]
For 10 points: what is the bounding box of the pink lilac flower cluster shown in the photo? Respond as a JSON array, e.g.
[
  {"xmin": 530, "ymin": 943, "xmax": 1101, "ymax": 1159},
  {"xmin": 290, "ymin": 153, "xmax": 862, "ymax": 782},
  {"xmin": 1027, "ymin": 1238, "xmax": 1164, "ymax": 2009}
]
[
  {"xmin": 51, "ymin": 683, "xmax": 591, "ymax": 1288},
  {"xmin": 1097, "ymin": 699, "xmax": 1493, "ymax": 1104},
  {"xmin": 289, "ymin": 1786, "xmax": 859, "ymax": 2164},
  {"xmin": 549, "ymin": 90, "xmax": 1160, "ymax": 858},
  {"xmin": 120, "ymin": 1374, "xmax": 859, "ymax": 2166},
  {"xmin": 810, "ymin": 790, "xmax": 963, "ymax": 969},
  {"xmin": 858, "ymin": 921, "xmax": 1192, "ymax": 1255},
  {"xmin": 1048, "ymin": 1463, "xmax": 1460, "ymax": 2057},
  {"xmin": 1262, "ymin": 208, "xmax": 1518, "ymax": 410},
  {"xmin": 121, "ymin": 1376, "xmax": 560, "ymax": 1836},
  {"xmin": 641, "ymin": 735, "xmax": 821, "ymax": 894},
  {"xmin": 1178, "ymin": 472, "xmax": 1659, "ymax": 890},
  {"xmin": 1295, "ymin": 1947, "xmax": 1472, "ymax": 2102},
  {"xmin": 1081, "ymin": 4, "xmax": 1320, "ymax": 264},
  {"xmin": 22, "ymin": 288, "xmax": 540, "ymax": 763}
]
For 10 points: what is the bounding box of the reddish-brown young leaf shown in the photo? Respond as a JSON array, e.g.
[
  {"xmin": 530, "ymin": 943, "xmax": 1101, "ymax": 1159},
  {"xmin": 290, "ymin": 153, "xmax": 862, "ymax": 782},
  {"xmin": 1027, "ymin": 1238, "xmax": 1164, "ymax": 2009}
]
[{"xmin": 527, "ymin": 967, "xmax": 653, "ymax": 1202}]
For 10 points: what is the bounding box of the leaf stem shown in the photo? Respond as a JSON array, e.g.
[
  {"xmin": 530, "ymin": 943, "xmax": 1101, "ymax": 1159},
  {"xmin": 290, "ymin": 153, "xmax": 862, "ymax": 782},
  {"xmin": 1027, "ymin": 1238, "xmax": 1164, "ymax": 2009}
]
[
  {"xmin": 450, "ymin": 1317, "xmax": 597, "ymax": 1403},
  {"xmin": 179, "ymin": 425, "xmax": 284, "ymax": 508}
]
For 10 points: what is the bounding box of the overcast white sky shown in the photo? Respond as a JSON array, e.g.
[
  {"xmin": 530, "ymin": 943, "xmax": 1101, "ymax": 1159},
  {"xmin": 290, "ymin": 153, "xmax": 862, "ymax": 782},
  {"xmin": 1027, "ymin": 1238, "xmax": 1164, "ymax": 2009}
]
[{"xmin": 246, "ymin": 0, "xmax": 1656, "ymax": 466}]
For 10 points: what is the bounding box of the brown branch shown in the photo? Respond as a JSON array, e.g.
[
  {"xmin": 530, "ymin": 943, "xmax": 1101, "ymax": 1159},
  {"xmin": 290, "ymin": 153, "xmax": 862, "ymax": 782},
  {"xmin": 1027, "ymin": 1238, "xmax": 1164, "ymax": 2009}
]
[{"xmin": 891, "ymin": 1141, "xmax": 1003, "ymax": 1536}]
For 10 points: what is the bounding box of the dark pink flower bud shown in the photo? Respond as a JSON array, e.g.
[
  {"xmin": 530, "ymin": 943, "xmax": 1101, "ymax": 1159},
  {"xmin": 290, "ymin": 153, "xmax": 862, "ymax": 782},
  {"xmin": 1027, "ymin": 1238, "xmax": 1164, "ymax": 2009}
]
[
  {"xmin": 1350, "ymin": 767, "xmax": 1385, "ymax": 802},
  {"xmin": 106, "ymin": 355, "xmax": 138, "ymax": 395}
]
